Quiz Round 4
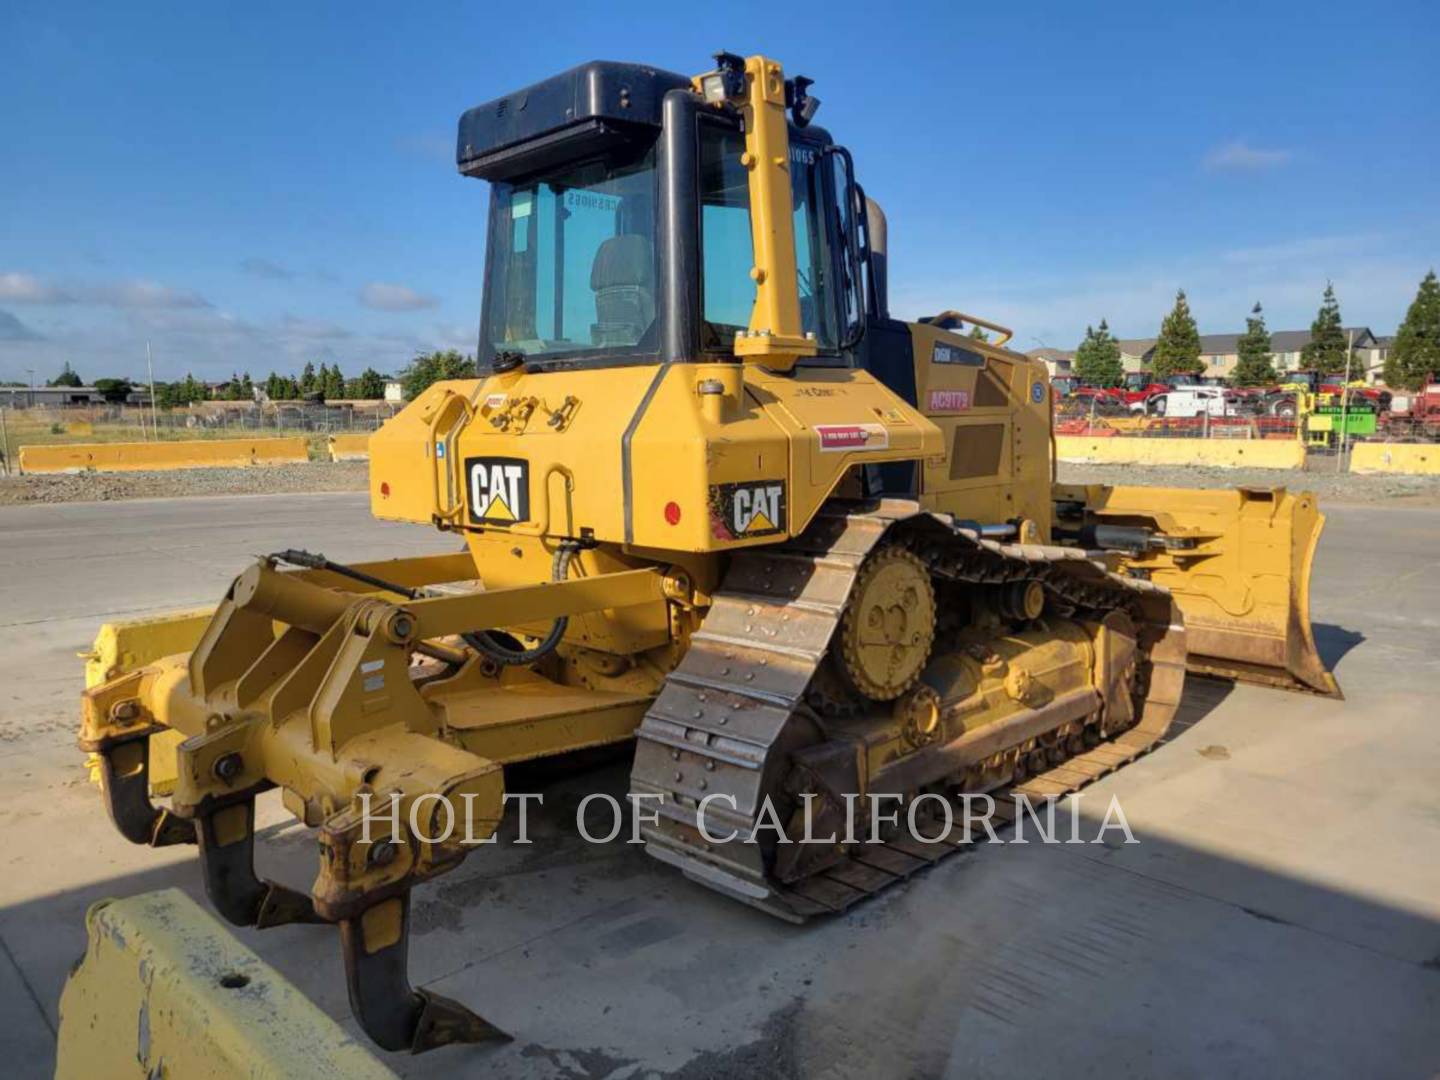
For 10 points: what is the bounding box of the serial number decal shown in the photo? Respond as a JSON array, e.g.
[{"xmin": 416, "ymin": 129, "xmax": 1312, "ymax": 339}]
[
  {"xmin": 933, "ymin": 342, "xmax": 986, "ymax": 367},
  {"xmin": 709, "ymin": 480, "xmax": 787, "ymax": 540},
  {"xmin": 815, "ymin": 423, "xmax": 890, "ymax": 453},
  {"xmin": 466, "ymin": 456, "xmax": 529, "ymax": 524},
  {"xmin": 927, "ymin": 389, "xmax": 971, "ymax": 413}
]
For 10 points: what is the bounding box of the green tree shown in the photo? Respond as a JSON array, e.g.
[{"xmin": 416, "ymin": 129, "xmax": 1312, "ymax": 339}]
[
  {"xmin": 400, "ymin": 350, "xmax": 475, "ymax": 399},
  {"xmin": 323, "ymin": 363, "xmax": 346, "ymax": 400},
  {"xmin": 967, "ymin": 325, "xmax": 990, "ymax": 342},
  {"xmin": 299, "ymin": 361, "xmax": 318, "ymax": 395},
  {"xmin": 49, "ymin": 362, "xmax": 83, "ymax": 388},
  {"xmin": 1072, "ymin": 320, "xmax": 1125, "ymax": 388},
  {"xmin": 93, "ymin": 378, "xmax": 134, "ymax": 403},
  {"xmin": 1230, "ymin": 302, "xmax": 1276, "ymax": 387},
  {"xmin": 179, "ymin": 372, "xmax": 203, "ymax": 404},
  {"xmin": 1151, "ymin": 289, "xmax": 1203, "ymax": 378},
  {"xmin": 1383, "ymin": 269, "xmax": 1440, "ymax": 391},
  {"xmin": 1300, "ymin": 282, "xmax": 1350, "ymax": 377},
  {"xmin": 154, "ymin": 382, "xmax": 183, "ymax": 409},
  {"xmin": 239, "ymin": 371, "xmax": 255, "ymax": 400},
  {"xmin": 346, "ymin": 367, "xmax": 386, "ymax": 399},
  {"xmin": 223, "ymin": 371, "xmax": 245, "ymax": 401}
]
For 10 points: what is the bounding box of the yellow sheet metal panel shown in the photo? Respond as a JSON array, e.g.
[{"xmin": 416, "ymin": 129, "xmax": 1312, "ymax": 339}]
[
  {"xmin": 55, "ymin": 889, "xmax": 395, "ymax": 1080},
  {"xmin": 1350, "ymin": 442, "xmax": 1440, "ymax": 475},
  {"xmin": 19, "ymin": 437, "xmax": 309, "ymax": 473},
  {"xmin": 83, "ymin": 609, "xmax": 215, "ymax": 688},
  {"xmin": 329, "ymin": 432, "xmax": 372, "ymax": 461},
  {"xmin": 1055, "ymin": 435, "xmax": 1305, "ymax": 470}
]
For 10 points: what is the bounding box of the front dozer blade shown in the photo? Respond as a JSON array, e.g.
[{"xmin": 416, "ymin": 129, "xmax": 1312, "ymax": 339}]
[{"xmin": 1055, "ymin": 484, "xmax": 1340, "ymax": 697}]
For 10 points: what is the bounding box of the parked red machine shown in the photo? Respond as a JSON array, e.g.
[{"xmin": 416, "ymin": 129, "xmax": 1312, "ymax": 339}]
[{"xmin": 1381, "ymin": 379, "xmax": 1440, "ymax": 439}]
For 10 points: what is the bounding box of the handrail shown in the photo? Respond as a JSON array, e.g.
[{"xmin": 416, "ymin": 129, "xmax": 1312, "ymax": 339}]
[
  {"xmin": 428, "ymin": 391, "xmax": 474, "ymax": 524},
  {"xmin": 919, "ymin": 309, "xmax": 1015, "ymax": 347}
]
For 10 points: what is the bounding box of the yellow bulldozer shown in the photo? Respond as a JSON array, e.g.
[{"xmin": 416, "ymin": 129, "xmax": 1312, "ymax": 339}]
[{"xmin": 76, "ymin": 52, "xmax": 1337, "ymax": 1055}]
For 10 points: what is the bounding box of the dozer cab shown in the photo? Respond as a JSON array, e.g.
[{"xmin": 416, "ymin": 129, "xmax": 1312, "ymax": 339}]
[{"xmin": 78, "ymin": 52, "xmax": 1337, "ymax": 1055}]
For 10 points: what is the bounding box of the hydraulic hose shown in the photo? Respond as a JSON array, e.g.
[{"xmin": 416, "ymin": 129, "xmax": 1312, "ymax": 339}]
[
  {"xmin": 461, "ymin": 541, "xmax": 578, "ymax": 666},
  {"xmin": 269, "ymin": 542, "xmax": 580, "ymax": 668}
]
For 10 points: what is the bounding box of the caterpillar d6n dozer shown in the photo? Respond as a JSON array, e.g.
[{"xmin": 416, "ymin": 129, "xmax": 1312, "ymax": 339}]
[{"xmin": 78, "ymin": 52, "xmax": 1338, "ymax": 1055}]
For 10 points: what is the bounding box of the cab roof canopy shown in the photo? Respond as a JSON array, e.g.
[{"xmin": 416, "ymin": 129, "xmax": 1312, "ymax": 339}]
[{"xmin": 456, "ymin": 61, "xmax": 691, "ymax": 182}]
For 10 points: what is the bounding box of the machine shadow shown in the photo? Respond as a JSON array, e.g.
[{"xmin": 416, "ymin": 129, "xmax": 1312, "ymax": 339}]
[
  {"xmin": 5, "ymin": 676, "xmax": 1426, "ymax": 1080},
  {"xmin": 1312, "ymin": 622, "xmax": 1365, "ymax": 670}
]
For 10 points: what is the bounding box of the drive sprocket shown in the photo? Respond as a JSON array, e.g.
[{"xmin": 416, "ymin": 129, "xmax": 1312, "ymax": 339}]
[{"xmin": 836, "ymin": 544, "xmax": 936, "ymax": 701}]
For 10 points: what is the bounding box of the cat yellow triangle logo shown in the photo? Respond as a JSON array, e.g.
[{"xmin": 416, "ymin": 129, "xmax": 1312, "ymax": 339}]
[
  {"xmin": 466, "ymin": 457, "xmax": 530, "ymax": 524},
  {"xmin": 743, "ymin": 509, "xmax": 775, "ymax": 535},
  {"xmin": 483, "ymin": 493, "xmax": 516, "ymax": 521}
]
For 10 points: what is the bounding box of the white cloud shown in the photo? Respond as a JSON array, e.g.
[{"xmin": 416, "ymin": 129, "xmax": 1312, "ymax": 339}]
[
  {"xmin": 0, "ymin": 272, "xmax": 73, "ymax": 303},
  {"xmin": 1203, "ymin": 140, "xmax": 1292, "ymax": 172},
  {"xmin": 278, "ymin": 314, "xmax": 352, "ymax": 340},
  {"xmin": 240, "ymin": 257, "xmax": 298, "ymax": 280},
  {"xmin": 0, "ymin": 272, "xmax": 209, "ymax": 309},
  {"xmin": 88, "ymin": 280, "xmax": 211, "ymax": 309},
  {"xmin": 359, "ymin": 282, "xmax": 439, "ymax": 312}
]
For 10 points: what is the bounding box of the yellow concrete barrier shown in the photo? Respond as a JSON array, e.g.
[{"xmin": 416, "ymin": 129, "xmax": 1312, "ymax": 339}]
[
  {"xmin": 18, "ymin": 437, "xmax": 309, "ymax": 473},
  {"xmin": 1055, "ymin": 436, "xmax": 1306, "ymax": 470},
  {"xmin": 1349, "ymin": 442, "xmax": 1440, "ymax": 475},
  {"xmin": 56, "ymin": 889, "xmax": 395, "ymax": 1079},
  {"xmin": 328, "ymin": 432, "xmax": 372, "ymax": 461}
]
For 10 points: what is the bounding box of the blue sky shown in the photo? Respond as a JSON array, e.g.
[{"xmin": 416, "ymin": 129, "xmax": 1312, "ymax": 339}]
[{"xmin": 2, "ymin": 0, "xmax": 1436, "ymax": 383}]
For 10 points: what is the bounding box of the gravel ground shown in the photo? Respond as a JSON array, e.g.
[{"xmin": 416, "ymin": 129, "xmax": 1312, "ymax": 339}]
[
  {"xmin": 1057, "ymin": 461, "xmax": 1440, "ymax": 505},
  {"xmin": 0, "ymin": 461, "xmax": 368, "ymax": 505},
  {"xmin": 1, "ymin": 457, "xmax": 1435, "ymax": 508}
]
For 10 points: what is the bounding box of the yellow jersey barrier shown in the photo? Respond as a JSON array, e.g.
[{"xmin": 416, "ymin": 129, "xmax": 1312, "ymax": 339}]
[
  {"xmin": 328, "ymin": 432, "xmax": 372, "ymax": 461},
  {"xmin": 1349, "ymin": 442, "xmax": 1440, "ymax": 475},
  {"xmin": 56, "ymin": 889, "xmax": 396, "ymax": 1079},
  {"xmin": 1055, "ymin": 435, "xmax": 1306, "ymax": 470},
  {"xmin": 19, "ymin": 436, "xmax": 309, "ymax": 473}
]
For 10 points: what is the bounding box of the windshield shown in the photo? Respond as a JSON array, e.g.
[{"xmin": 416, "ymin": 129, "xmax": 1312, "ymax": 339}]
[{"xmin": 482, "ymin": 146, "xmax": 658, "ymax": 365}]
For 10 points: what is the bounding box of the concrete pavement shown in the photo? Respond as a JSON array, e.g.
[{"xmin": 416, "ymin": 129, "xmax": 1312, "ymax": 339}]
[{"xmin": 1, "ymin": 493, "xmax": 1437, "ymax": 1078}]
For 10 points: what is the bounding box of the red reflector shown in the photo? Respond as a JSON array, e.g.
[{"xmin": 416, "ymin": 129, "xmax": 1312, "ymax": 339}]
[
  {"xmin": 664, "ymin": 501, "xmax": 682, "ymax": 525},
  {"xmin": 380, "ymin": 481, "xmax": 391, "ymax": 498}
]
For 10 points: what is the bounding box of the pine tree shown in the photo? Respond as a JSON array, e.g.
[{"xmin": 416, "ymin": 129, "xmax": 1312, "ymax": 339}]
[
  {"xmin": 1300, "ymin": 282, "xmax": 1350, "ymax": 377},
  {"xmin": 1151, "ymin": 289, "xmax": 1203, "ymax": 378},
  {"xmin": 1384, "ymin": 270, "xmax": 1440, "ymax": 391},
  {"xmin": 224, "ymin": 371, "xmax": 244, "ymax": 400},
  {"xmin": 324, "ymin": 363, "xmax": 346, "ymax": 400},
  {"xmin": 49, "ymin": 362, "xmax": 83, "ymax": 388},
  {"xmin": 967, "ymin": 325, "xmax": 989, "ymax": 342},
  {"xmin": 240, "ymin": 371, "xmax": 255, "ymax": 399},
  {"xmin": 350, "ymin": 367, "xmax": 386, "ymax": 399},
  {"xmin": 1230, "ymin": 302, "xmax": 1276, "ymax": 387},
  {"xmin": 264, "ymin": 371, "xmax": 282, "ymax": 400},
  {"xmin": 1072, "ymin": 320, "xmax": 1125, "ymax": 388},
  {"xmin": 300, "ymin": 361, "xmax": 317, "ymax": 395}
]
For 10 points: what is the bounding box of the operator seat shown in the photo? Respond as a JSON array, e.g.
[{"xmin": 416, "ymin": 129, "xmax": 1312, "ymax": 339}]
[{"xmin": 590, "ymin": 234, "xmax": 654, "ymax": 346}]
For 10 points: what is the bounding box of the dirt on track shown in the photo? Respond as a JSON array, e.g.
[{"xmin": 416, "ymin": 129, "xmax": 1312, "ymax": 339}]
[
  {"xmin": 0, "ymin": 461, "xmax": 368, "ymax": 506},
  {"xmin": 1057, "ymin": 461, "xmax": 1440, "ymax": 506}
]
